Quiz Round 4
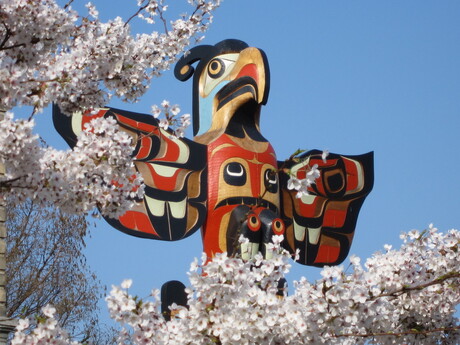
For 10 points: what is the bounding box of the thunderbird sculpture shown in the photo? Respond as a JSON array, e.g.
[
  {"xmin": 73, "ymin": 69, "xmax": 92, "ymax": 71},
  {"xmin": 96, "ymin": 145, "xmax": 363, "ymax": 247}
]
[{"xmin": 54, "ymin": 39, "xmax": 373, "ymax": 267}]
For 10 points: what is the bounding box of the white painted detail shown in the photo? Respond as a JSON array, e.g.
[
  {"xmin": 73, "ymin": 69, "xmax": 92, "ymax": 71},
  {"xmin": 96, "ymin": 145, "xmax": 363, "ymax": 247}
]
[
  {"xmin": 150, "ymin": 164, "xmax": 178, "ymax": 177},
  {"xmin": 145, "ymin": 196, "xmax": 165, "ymax": 217},
  {"xmin": 71, "ymin": 111, "xmax": 83, "ymax": 136},
  {"xmin": 203, "ymin": 53, "xmax": 239, "ymax": 95},
  {"xmin": 265, "ymin": 247, "xmax": 273, "ymax": 260},
  {"xmin": 226, "ymin": 163, "xmax": 244, "ymax": 176},
  {"xmin": 175, "ymin": 138, "xmax": 190, "ymax": 164},
  {"xmin": 347, "ymin": 158, "xmax": 365, "ymax": 194},
  {"xmin": 290, "ymin": 157, "xmax": 310, "ymax": 175},
  {"xmin": 251, "ymin": 242, "xmax": 259, "ymax": 258},
  {"xmin": 267, "ymin": 173, "xmax": 277, "ymax": 184},
  {"xmin": 300, "ymin": 194, "xmax": 316, "ymax": 205},
  {"xmin": 308, "ymin": 227, "xmax": 321, "ymax": 245},
  {"xmin": 169, "ymin": 198, "xmax": 187, "ymax": 219},
  {"xmin": 294, "ymin": 219, "xmax": 306, "ymax": 242},
  {"xmin": 241, "ymin": 242, "xmax": 250, "ymax": 261}
]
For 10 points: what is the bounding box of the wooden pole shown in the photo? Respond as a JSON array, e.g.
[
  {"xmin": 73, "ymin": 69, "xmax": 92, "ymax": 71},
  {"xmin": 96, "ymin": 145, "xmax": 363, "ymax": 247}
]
[{"xmin": 0, "ymin": 109, "xmax": 16, "ymax": 344}]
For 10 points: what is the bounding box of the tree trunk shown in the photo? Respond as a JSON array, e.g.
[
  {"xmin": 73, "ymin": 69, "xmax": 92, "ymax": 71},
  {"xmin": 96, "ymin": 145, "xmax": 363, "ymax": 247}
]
[{"xmin": 0, "ymin": 109, "xmax": 16, "ymax": 344}]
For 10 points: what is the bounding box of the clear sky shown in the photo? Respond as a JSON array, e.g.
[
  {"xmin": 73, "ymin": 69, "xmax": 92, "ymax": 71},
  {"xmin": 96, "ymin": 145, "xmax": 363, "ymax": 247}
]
[{"xmin": 28, "ymin": 0, "xmax": 460, "ymax": 325}]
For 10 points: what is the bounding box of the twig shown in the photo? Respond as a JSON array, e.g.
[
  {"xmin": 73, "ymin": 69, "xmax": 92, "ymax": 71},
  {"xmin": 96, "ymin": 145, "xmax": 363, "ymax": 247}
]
[
  {"xmin": 0, "ymin": 21, "xmax": 26, "ymax": 50},
  {"xmin": 0, "ymin": 176, "xmax": 26, "ymax": 186},
  {"xmin": 125, "ymin": 3, "xmax": 149, "ymax": 27},
  {"xmin": 332, "ymin": 325, "xmax": 460, "ymax": 339},
  {"xmin": 0, "ymin": 21, "xmax": 11, "ymax": 50},
  {"xmin": 63, "ymin": 0, "xmax": 75, "ymax": 10},
  {"xmin": 157, "ymin": 6, "xmax": 169, "ymax": 34},
  {"xmin": 0, "ymin": 43, "xmax": 26, "ymax": 51}
]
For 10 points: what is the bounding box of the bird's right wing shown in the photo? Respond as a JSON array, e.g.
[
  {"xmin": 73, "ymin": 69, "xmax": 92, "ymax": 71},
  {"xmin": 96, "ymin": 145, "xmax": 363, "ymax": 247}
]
[{"xmin": 53, "ymin": 105, "xmax": 208, "ymax": 241}]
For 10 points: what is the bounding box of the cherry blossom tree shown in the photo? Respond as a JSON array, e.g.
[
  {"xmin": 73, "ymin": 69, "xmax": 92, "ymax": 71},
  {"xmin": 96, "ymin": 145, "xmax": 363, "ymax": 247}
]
[{"xmin": 11, "ymin": 226, "xmax": 460, "ymax": 344}]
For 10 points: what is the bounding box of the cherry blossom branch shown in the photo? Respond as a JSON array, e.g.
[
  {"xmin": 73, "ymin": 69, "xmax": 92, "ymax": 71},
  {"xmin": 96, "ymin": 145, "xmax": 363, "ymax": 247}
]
[
  {"xmin": 124, "ymin": 3, "xmax": 150, "ymax": 27},
  {"xmin": 372, "ymin": 271, "xmax": 460, "ymax": 300},
  {"xmin": 332, "ymin": 325, "xmax": 460, "ymax": 339},
  {"xmin": 190, "ymin": 2, "xmax": 205, "ymax": 17},
  {"xmin": 0, "ymin": 22, "xmax": 25, "ymax": 51},
  {"xmin": 157, "ymin": 6, "xmax": 169, "ymax": 34}
]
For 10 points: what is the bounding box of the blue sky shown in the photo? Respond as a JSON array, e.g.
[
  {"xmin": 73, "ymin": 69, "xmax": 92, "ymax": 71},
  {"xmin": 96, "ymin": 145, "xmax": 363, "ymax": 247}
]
[{"xmin": 27, "ymin": 0, "xmax": 460, "ymax": 324}]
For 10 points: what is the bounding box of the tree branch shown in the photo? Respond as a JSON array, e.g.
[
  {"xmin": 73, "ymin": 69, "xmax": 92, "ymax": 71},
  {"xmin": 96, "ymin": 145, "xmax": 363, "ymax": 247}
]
[
  {"xmin": 332, "ymin": 325, "xmax": 460, "ymax": 339},
  {"xmin": 372, "ymin": 271, "xmax": 460, "ymax": 300}
]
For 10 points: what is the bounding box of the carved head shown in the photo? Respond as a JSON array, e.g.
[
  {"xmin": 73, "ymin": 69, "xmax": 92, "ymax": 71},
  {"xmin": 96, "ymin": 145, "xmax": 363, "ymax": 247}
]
[{"xmin": 175, "ymin": 39, "xmax": 270, "ymax": 139}]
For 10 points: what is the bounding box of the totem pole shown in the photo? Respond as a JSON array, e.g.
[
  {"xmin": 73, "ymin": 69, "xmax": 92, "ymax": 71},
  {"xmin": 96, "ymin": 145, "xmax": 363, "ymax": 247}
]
[{"xmin": 54, "ymin": 39, "xmax": 374, "ymax": 315}]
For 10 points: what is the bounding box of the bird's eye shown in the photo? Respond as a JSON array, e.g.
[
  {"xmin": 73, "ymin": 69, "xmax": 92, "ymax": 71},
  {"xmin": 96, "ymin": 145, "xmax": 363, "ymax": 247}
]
[
  {"xmin": 247, "ymin": 213, "xmax": 261, "ymax": 232},
  {"xmin": 271, "ymin": 218, "xmax": 285, "ymax": 235},
  {"xmin": 208, "ymin": 58, "xmax": 225, "ymax": 79},
  {"xmin": 264, "ymin": 169, "xmax": 278, "ymax": 193},
  {"xmin": 224, "ymin": 162, "xmax": 247, "ymax": 186}
]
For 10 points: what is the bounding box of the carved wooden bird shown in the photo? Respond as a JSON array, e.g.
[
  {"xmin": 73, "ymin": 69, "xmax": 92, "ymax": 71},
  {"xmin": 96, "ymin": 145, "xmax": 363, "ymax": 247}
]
[{"xmin": 54, "ymin": 39, "xmax": 373, "ymax": 267}]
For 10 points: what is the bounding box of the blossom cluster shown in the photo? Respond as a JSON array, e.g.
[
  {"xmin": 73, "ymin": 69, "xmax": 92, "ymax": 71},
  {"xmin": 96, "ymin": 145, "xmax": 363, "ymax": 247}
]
[
  {"xmin": 0, "ymin": 112, "xmax": 143, "ymax": 217},
  {"xmin": 286, "ymin": 150, "xmax": 328, "ymax": 198},
  {"xmin": 0, "ymin": 0, "xmax": 221, "ymax": 115},
  {"xmin": 12, "ymin": 226, "xmax": 460, "ymax": 344},
  {"xmin": 11, "ymin": 305, "xmax": 78, "ymax": 345},
  {"xmin": 151, "ymin": 100, "xmax": 192, "ymax": 138}
]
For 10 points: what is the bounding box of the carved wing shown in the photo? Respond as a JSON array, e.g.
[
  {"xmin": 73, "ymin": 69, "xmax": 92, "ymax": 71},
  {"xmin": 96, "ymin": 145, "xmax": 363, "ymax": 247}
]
[
  {"xmin": 53, "ymin": 105, "xmax": 207, "ymax": 241},
  {"xmin": 279, "ymin": 150, "xmax": 373, "ymax": 266}
]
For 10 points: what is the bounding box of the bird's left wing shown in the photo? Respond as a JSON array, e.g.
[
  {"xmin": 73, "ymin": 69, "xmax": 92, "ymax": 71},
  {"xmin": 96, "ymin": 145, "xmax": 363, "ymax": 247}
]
[
  {"xmin": 53, "ymin": 105, "xmax": 207, "ymax": 241},
  {"xmin": 279, "ymin": 150, "xmax": 373, "ymax": 266}
]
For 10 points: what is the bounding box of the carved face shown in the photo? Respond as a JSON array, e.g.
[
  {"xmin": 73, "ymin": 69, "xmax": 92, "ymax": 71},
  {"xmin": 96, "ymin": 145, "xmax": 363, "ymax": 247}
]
[{"xmin": 201, "ymin": 133, "xmax": 285, "ymax": 258}]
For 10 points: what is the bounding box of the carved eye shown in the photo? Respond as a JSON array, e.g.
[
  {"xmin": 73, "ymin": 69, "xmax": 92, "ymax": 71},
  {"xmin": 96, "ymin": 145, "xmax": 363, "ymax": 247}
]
[
  {"xmin": 271, "ymin": 218, "xmax": 285, "ymax": 235},
  {"xmin": 264, "ymin": 169, "xmax": 278, "ymax": 193},
  {"xmin": 247, "ymin": 213, "xmax": 261, "ymax": 232},
  {"xmin": 208, "ymin": 58, "xmax": 225, "ymax": 79},
  {"xmin": 326, "ymin": 171, "xmax": 345, "ymax": 193},
  {"xmin": 224, "ymin": 162, "xmax": 247, "ymax": 186}
]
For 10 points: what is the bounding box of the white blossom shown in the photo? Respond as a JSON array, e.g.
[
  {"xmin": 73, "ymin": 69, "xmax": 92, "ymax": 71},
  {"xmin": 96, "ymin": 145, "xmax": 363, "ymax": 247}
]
[
  {"xmin": 322, "ymin": 149, "xmax": 329, "ymax": 162},
  {"xmin": 41, "ymin": 305, "xmax": 56, "ymax": 318},
  {"xmin": 121, "ymin": 279, "xmax": 133, "ymax": 289}
]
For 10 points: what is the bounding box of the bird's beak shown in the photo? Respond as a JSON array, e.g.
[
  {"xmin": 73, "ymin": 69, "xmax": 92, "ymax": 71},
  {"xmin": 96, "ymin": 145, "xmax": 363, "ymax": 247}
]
[{"xmin": 213, "ymin": 47, "xmax": 270, "ymax": 110}]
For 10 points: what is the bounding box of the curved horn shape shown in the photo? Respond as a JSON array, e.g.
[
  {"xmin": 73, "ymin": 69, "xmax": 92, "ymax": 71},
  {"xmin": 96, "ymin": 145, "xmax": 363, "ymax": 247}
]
[
  {"xmin": 174, "ymin": 40, "xmax": 250, "ymax": 82},
  {"xmin": 174, "ymin": 45, "xmax": 213, "ymax": 81}
]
